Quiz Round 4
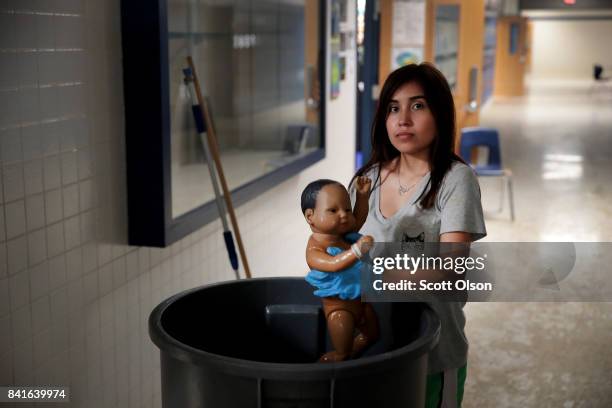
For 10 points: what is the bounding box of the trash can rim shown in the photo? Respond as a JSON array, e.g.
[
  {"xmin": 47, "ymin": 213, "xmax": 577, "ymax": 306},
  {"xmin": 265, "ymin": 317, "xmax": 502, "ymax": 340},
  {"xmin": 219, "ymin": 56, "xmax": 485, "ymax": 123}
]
[{"xmin": 149, "ymin": 277, "xmax": 440, "ymax": 379}]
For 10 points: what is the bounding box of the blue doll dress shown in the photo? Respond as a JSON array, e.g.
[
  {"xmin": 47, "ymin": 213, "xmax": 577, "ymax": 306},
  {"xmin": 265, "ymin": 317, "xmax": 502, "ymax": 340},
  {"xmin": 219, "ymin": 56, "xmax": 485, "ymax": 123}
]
[{"xmin": 305, "ymin": 232, "xmax": 363, "ymax": 300}]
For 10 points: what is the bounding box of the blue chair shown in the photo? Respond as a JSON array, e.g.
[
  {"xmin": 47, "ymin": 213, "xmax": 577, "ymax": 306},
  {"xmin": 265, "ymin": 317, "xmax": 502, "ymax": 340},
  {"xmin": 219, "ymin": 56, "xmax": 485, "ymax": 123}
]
[{"xmin": 460, "ymin": 127, "xmax": 515, "ymax": 221}]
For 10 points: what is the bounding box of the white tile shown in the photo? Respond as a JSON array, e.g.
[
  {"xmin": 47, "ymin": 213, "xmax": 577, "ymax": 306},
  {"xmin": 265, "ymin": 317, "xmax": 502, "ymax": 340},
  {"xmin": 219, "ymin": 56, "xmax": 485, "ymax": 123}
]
[
  {"xmin": 27, "ymin": 228, "xmax": 47, "ymax": 266},
  {"xmin": 32, "ymin": 328, "xmax": 51, "ymax": 368},
  {"xmin": 9, "ymin": 268, "xmax": 30, "ymax": 311},
  {"xmin": 82, "ymin": 270, "xmax": 97, "ymax": 305},
  {"xmin": 43, "ymin": 155, "xmax": 62, "ymax": 191},
  {"xmin": 64, "ymin": 215, "xmax": 80, "ymax": 249},
  {"xmin": 17, "ymin": 42, "xmax": 45, "ymax": 84},
  {"xmin": 57, "ymin": 0, "xmax": 84, "ymax": 15},
  {"xmin": 41, "ymin": 121, "xmax": 60, "ymax": 156},
  {"xmin": 35, "ymin": 14, "xmax": 55, "ymax": 50},
  {"xmin": 60, "ymin": 123, "xmax": 76, "ymax": 153},
  {"xmin": 85, "ymin": 304, "xmax": 100, "ymax": 341},
  {"xmin": 138, "ymin": 247, "xmax": 150, "ymax": 273},
  {"xmin": 125, "ymin": 250, "xmax": 139, "ymax": 282},
  {"xmin": 67, "ymin": 277, "xmax": 83, "ymax": 316},
  {"xmin": 14, "ymin": 14, "xmax": 38, "ymax": 50},
  {"xmin": 0, "ymin": 127, "xmax": 23, "ymax": 164},
  {"xmin": 0, "ymin": 206, "xmax": 4, "ymax": 242},
  {"xmin": 49, "ymin": 286, "xmax": 68, "ymax": 324},
  {"xmin": 21, "ymin": 124, "xmax": 42, "ymax": 161},
  {"xmin": 98, "ymin": 263, "xmax": 112, "ymax": 298},
  {"xmin": 25, "ymin": 193, "xmax": 45, "ymax": 231},
  {"xmin": 2, "ymin": 163, "xmax": 25, "ymax": 202},
  {"xmin": 23, "ymin": 159, "xmax": 44, "ymax": 196},
  {"xmin": 79, "ymin": 179, "xmax": 93, "ymax": 211},
  {"xmin": 10, "ymin": 304, "xmax": 32, "ymax": 346},
  {"xmin": 62, "ymin": 183, "xmax": 79, "ymax": 217},
  {"xmin": 0, "ymin": 168, "xmax": 3, "ymax": 207},
  {"xmin": 0, "ymin": 90, "xmax": 20, "ymax": 128},
  {"xmin": 60, "ymin": 50, "xmax": 85, "ymax": 83},
  {"xmin": 6, "ymin": 236, "xmax": 27, "ymax": 275},
  {"xmin": 73, "ymin": 118, "xmax": 90, "ymax": 149},
  {"xmin": 0, "ymin": 278, "xmax": 9, "ymax": 316},
  {"xmin": 49, "ymin": 318, "xmax": 69, "ymax": 357},
  {"xmin": 5, "ymin": 200, "xmax": 26, "ymax": 240},
  {"xmin": 50, "ymin": 352, "xmax": 69, "ymax": 386},
  {"xmin": 78, "ymin": 147, "xmax": 92, "ymax": 180},
  {"xmin": 12, "ymin": 337, "xmax": 33, "ymax": 385},
  {"xmin": 44, "ymin": 188, "xmax": 63, "ymax": 225},
  {"xmin": 48, "ymin": 254, "xmax": 66, "ymax": 292},
  {"xmin": 58, "ymin": 83, "xmax": 86, "ymax": 117},
  {"xmin": 112, "ymin": 244, "xmax": 127, "ymax": 259},
  {"xmin": 70, "ymin": 343, "xmax": 87, "ymax": 377},
  {"xmin": 82, "ymin": 242, "xmax": 97, "ymax": 273},
  {"xmin": 38, "ymin": 86, "xmax": 58, "ymax": 121},
  {"xmin": 126, "ymin": 280, "xmax": 139, "ymax": 310},
  {"xmin": 79, "ymin": 209, "xmax": 94, "ymax": 244},
  {"xmin": 0, "ymin": 51, "xmax": 18, "ymax": 90},
  {"xmin": 98, "ymin": 243, "xmax": 112, "ymax": 266},
  {"xmin": 112, "ymin": 256, "xmax": 126, "ymax": 290},
  {"xmin": 37, "ymin": 52, "xmax": 61, "ymax": 86},
  {"xmin": 30, "ymin": 295, "xmax": 50, "ymax": 334},
  {"xmin": 56, "ymin": 17, "xmax": 85, "ymax": 48},
  {"xmin": 29, "ymin": 260, "xmax": 49, "ymax": 300},
  {"xmin": 65, "ymin": 246, "xmax": 82, "ymax": 281},
  {"xmin": 0, "ymin": 315, "xmax": 10, "ymax": 354},
  {"xmin": 46, "ymin": 222, "xmax": 65, "ymax": 257},
  {"xmin": 61, "ymin": 151, "xmax": 78, "ymax": 185},
  {"xmin": 17, "ymin": 86, "xmax": 40, "ymax": 124}
]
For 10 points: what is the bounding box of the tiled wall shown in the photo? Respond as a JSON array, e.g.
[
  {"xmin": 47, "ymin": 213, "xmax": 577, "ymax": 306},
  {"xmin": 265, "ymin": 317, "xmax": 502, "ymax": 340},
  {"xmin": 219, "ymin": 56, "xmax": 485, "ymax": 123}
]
[{"xmin": 0, "ymin": 0, "xmax": 357, "ymax": 407}]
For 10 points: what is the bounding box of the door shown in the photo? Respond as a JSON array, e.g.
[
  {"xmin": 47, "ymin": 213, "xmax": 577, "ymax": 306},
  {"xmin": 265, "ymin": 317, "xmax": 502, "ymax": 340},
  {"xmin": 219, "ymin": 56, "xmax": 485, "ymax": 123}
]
[
  {"xmin": 494, "ymin": 16, "xmax": 527, "ymax": 97},
  {"xmin": 425, "ymin": 0, "xmax": 485, "ymax": 149}
]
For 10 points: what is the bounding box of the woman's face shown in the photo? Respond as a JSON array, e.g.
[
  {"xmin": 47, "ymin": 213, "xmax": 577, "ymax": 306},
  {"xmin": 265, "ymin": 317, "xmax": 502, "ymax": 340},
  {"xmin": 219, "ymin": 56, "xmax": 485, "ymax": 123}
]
[{"xmin": 385, "ymin": 81, "xmax": 437, "ymax": 157}]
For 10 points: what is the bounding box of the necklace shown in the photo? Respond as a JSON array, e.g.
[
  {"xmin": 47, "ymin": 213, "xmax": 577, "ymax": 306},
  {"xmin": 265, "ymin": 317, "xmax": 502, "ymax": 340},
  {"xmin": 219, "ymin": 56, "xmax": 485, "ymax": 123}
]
[{"xmin": 397, "ymin": 166, "xmax": 419, "ymax": 195}]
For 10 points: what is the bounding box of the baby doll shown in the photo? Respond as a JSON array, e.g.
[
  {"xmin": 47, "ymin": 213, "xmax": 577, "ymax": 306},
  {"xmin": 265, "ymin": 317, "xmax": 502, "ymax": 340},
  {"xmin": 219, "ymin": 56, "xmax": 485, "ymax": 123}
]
[{"xmin": 301, "ymin": 178, "xmax": 379, "ymax": 362}]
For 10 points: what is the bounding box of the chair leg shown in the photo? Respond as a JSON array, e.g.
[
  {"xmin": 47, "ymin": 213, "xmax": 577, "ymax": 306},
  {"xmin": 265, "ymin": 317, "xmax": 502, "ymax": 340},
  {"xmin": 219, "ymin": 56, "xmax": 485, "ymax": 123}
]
[
  {"xmin": 506, "ymin": 175, "xmax": 515, "ymax": 222},
  {"xmin": 498, "ymin": 176, "xmax": 505, "ymax": 213}
]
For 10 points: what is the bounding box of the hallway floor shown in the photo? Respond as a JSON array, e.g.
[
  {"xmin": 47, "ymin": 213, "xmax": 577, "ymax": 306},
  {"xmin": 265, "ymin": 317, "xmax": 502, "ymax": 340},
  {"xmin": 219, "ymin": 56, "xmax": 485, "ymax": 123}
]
[{"xmin": 463, "ymin": 79, "xmax": 612, "ymax": 407}]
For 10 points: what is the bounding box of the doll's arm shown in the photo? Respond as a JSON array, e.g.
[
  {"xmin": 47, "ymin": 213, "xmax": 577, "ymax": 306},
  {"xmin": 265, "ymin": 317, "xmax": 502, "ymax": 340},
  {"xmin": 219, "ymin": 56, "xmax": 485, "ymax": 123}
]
[
  {"xmin": 353, "ymin": 176, "xmax": 371, "ymax": 231},
  {"xmin": 306, "ymin": 236, "xmax": 373, "ymax": 273},
  {"xmin": 306, "ymin": 246, "xmax": 358, "ymax": 273}
]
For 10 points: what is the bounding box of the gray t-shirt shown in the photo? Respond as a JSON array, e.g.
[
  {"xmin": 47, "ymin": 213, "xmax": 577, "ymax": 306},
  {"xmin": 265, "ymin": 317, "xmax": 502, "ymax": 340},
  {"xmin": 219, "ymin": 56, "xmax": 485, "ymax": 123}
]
[{"xmin": 353, "ymin": 161, "xmax": 486, "ymax": 374}]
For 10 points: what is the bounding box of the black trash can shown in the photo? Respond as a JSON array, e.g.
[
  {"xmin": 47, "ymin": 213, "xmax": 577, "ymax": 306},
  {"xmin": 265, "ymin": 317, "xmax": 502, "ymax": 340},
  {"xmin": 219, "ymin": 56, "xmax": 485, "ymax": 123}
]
[{"xmin": 149, "ymin": 277, "xmax": 440, "ymax": 408}]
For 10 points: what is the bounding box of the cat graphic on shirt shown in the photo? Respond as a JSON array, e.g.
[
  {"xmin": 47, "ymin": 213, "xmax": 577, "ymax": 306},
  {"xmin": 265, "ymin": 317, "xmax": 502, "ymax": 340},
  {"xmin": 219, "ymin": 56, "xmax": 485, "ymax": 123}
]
[{"xmin": 401, "ymin": 232, "xmax": 425, "ymax": 251}]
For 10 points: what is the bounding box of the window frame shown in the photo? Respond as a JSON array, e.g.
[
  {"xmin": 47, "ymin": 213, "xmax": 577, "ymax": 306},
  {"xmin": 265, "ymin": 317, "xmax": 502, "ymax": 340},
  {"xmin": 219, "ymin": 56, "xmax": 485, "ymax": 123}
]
[{"xmin": 120, "ymin": 0, "xmax": 326, "ymax": 247}]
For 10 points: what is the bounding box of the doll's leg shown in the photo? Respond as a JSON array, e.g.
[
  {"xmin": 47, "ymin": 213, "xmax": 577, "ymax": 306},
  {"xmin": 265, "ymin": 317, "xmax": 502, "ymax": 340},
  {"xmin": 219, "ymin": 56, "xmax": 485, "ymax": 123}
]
[
  {"xmin": 319, "ymin": 298, "xmax": 360, "ymax": 362},
  {"xmin": 319, "ymin": 309, "xmax": 355, "ymax": 362},
  {"xmin": 351, "ymin": 303, "xmax": 380, "ymax": 358}
]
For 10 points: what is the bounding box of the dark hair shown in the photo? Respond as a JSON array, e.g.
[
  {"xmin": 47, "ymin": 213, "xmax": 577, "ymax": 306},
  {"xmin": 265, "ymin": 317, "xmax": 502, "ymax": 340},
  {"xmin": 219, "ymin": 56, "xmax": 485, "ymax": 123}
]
[
  {"xmin": 350, "ymin": 63, "xmax": 464, "ymax": 209},
  {"xmin": 301, "ymin": 179, "xmax": 342, "ymax": 214}
]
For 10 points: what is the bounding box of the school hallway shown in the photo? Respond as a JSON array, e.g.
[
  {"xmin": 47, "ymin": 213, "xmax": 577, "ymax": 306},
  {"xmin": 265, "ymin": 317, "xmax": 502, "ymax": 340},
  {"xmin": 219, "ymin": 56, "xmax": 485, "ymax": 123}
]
[{"xmin": 463, "ymin": 78, "xmax": 612, "ymax": 407}]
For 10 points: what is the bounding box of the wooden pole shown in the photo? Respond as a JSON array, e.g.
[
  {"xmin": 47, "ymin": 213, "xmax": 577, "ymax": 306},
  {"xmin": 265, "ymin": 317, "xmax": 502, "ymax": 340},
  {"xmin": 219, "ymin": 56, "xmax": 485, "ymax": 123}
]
[{"xmin": 186, "ymin": 56, "xmax": 252, "ymax": 279}]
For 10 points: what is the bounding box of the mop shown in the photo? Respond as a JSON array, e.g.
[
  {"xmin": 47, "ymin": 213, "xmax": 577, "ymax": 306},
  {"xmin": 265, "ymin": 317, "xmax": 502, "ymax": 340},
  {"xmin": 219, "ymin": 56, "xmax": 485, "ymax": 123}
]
[
  {"xmin": 183, "ymin": 68, "xmax": 240, "ymax": 279},
  {"xmin": 182, "ymin": 63, "xmax": 251, "ymax": 279}
]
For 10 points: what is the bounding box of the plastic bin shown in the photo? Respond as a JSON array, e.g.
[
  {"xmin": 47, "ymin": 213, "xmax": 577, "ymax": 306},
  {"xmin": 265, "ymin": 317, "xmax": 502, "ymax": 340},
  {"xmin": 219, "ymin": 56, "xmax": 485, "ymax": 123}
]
[{"xmin": 149, "ymin": 277, "xmax": 439, "ymax": 408}]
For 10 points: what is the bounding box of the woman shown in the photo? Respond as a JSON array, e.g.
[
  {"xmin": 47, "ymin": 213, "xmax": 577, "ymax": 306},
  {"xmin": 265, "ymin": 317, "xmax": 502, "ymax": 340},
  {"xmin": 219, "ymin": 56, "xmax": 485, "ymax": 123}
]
[{"xmin": 350, "ymin": 63, "xmax": 486, "ymax": 407}]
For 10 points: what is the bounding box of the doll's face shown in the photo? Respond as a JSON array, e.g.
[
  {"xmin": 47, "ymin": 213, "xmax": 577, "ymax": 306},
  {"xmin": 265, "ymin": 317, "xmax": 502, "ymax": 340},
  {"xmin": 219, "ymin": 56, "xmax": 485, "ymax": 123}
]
[{"xmin": 305, "ymin": 184, "xmax": 355, "ymax": 235}]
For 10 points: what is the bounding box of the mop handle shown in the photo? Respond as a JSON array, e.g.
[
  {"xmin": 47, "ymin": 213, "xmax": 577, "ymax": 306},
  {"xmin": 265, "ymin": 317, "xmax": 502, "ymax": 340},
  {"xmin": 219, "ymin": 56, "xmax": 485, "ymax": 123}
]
[
  {"xmin": 183, "ymin": 68, "xmax": 240, "ymax": 275},
  {"xmin": 182, "ymin": 68, "xmax": 229, "ymax": 231},
  {"xmin": 186, "ymin": 56, "xmax": 252, "ymax": 279}
]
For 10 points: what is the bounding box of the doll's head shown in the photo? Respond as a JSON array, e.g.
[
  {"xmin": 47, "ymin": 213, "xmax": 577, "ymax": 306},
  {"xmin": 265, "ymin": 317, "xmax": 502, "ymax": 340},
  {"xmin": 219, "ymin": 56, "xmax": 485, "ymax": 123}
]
[{"xmin": 301, "ymin": 179, "xmax": 356, "ymax": 235}]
